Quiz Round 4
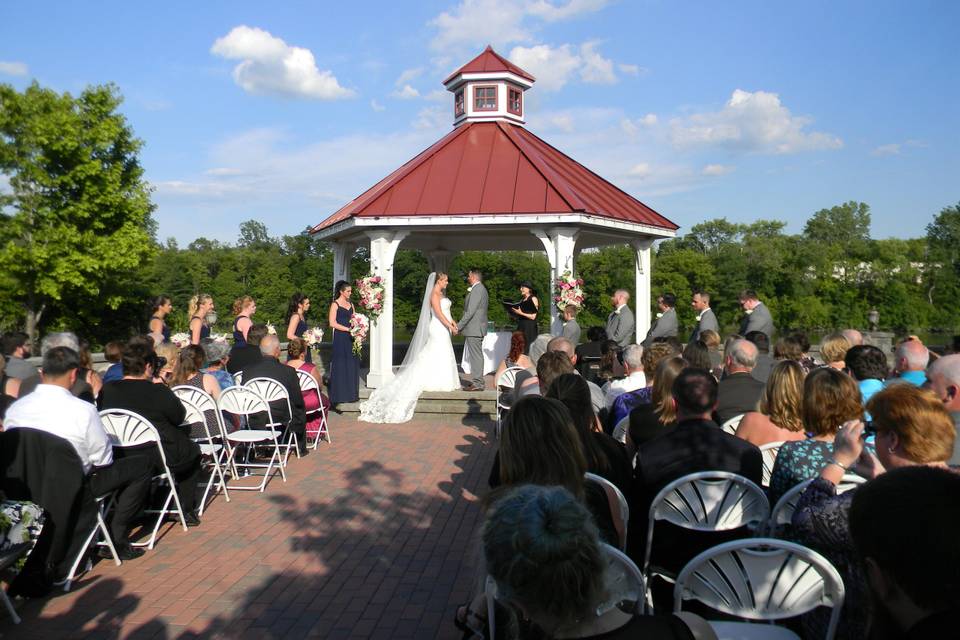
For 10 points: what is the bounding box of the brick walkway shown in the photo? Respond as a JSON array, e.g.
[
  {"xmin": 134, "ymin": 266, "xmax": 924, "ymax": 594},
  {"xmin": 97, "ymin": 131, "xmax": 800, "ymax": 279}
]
[{"xmin": 3, "ymin": 413, "xmax": 496, "ymax": 639}]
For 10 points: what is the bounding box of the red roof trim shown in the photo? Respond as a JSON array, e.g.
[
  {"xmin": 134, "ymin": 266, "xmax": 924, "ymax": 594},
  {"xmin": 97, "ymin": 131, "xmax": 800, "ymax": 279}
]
[{"xmin": 442, "ymin": 45, "xmax": 536, "ymax": 85}]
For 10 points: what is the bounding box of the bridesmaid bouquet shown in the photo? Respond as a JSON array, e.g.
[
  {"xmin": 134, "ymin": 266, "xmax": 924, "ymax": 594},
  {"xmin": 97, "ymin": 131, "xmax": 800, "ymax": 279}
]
[
  {"xmin": 553, "ymin": 271, "xmax": 585, "ymax": 310},
  {"xmin": 210, "ymin": 333, "xmax": 230, "ymax": 344},
  {"xmin": 170, "ymin": 332, "xmax": 191, "ymax": 348},
  {"xmin": 265, "ymin": 322, "xmax": 277, "ymax": 336},
  {"xmin": 303, "ymin": 326, "xmax": 324, "ymax": 347},
  {"xmin": 355, "ymin": 274, "xmax": 385, "ymax": 324},
  {"xmin": 349, "ymin": 313, "xmax": 369, "ymax": 356}
]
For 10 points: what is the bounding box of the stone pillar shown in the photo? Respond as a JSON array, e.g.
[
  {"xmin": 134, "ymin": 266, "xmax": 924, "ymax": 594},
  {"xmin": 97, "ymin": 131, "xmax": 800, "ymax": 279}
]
[
  {"xmin": 365, "ymin": 230, "xmax": 409, "ymax": 388},
  {"xmin": 549, "ymin": 228, "xmax": 579, "ymax": 337},
  {"xmin": 631, "ymin": 239, "xmax": 654, "ymax": 344},
  {"xmin": 532, "ymin": 230, "xmax": 558, "ymax": 335},
  {"xmin": 427, "ymin": 249, "xmax": 454, "ymax": 275},
  {"xmin": 332, "ymin": 241, "xmax": 355, "ymax": 292}
]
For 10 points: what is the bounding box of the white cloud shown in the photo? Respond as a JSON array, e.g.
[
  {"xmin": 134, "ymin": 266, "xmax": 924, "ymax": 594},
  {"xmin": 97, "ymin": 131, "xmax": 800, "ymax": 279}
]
[
  {"xmin": 620, "ymin": 113, "xmax": 657, "ymax": 136},
  {"xmin": 508, "ymin": 41, "xmax": 622, "ymax": 91},
  {"xmin": 155, "ymin": 180, "xmax": 253, "ymax": 198},
  {"xmin": 528, "ymin": 107, "xmax": 620, "ymax": 134},
  {"xmin": 425, "ymin": 89, "xmax": 449, "ymax": 102},
  {"xmin": 578, "ymin": 41, "xmax": 616, "ymax": 84},
  {"xmin": 204, "ymin": 167, "xmax": 246, "ymax": 177},
  {"xmin": 370, "ymin": 99, "xmax": 386, "ymax": 112},
  {"xmin": 618, "ymin": 63, "xmax": 642, "ymax": 76},
  {"xmin": 527, "ymin": 0, "xmax": 609, "ymax": 21},
  {"xmin": 0, "ymin": 61, "xmax": 28, "ymax": 77},
  {"xmin": 670, "ymin": 89, "xmax": 842, "ymax": 154},
  {"xmin": 628, "ymin": 162, "xmax": 652, "ymax": 178},
  {"xmin": 413, "ymin": 106, "xmax": 450, "ymax": 131},
  {"xmin": 872, "ymin": 143, "xmax": 901, "ymax": 157},
  {"xmin": 395, "ymin": 67, "xmax": 424, "ymax": 86},
  {"xmin": 392, "ymin": 84, "xmax": 421, "ymax": 99},
  {"xmin": 702, "ymin": 163, "xmax": 735, "ymax": 176},
  {"xmin": 210, "ymin": 26, "xmax": 355, "ymax": 100}
]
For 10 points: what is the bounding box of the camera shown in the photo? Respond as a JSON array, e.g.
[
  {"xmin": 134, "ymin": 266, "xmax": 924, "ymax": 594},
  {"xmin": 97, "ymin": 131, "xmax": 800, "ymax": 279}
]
[
  {"xmin": 862, "ymin": 420, "xmax": 877, "ymax": 437},
  {"xmin": 147, "ymin": 354, "xmax": 167, "ymax": 373}
]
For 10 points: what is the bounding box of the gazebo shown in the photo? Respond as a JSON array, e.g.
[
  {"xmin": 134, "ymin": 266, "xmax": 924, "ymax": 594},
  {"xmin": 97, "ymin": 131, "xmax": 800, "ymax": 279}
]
[{"xmin": 310, "ymin": 46, "xmax": 678, "ymax": 387}]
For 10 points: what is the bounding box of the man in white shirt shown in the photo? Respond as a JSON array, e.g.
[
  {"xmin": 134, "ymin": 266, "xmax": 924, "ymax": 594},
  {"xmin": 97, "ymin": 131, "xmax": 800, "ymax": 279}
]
[
  {"xmin": 4, "ymin": 346, "xmax": 151, "ymax": 560},
  {"xmin": 604, "ymin": 344, "xmax": 646, "ymax": 409}
]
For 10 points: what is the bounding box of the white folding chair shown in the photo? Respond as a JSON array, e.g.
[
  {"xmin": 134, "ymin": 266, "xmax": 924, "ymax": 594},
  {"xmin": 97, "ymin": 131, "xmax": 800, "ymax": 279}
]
[
  {"xmin": 721, "ymin": 414, "xmax": 744, "ymax": 436},
  {"xmin": 495, "ymin": 366, "xmax": 525, "ymax": 439},
  {"xmin": 244, "ymin": 377, "xmax": 300, "ymax": 464},
  {"xmin": 767, "ymin": 474, "xmax": 866, "ymax": 536},
  {"xmin": 61, "ymin": 493, "xmax": 121, "ymax": 592},
  {"xmin": 172, "ymin": 387, "xmax": 231, "ymax": 515},
  {"xmin": 758, "ymin": 441, "xmax": 785, "ymax": 488},
  {"xmin": 586, "ymin": 472, "xmax": 629, "ymax": 551},
  {"xmin": 0, "ymin": 542, "xmax": 35, "ymax": 623},
  {"xmin": 99, "ymin": 409, "xmax": 189, "ymax": 550},
  {"xmin": 674, "ymin": 538, "xmax": 845, "ymax": 640},
  {"xmin": 218, "ymin": 386, "xmax": 287, "ymax": 492},
  {"xmin": 296, "ymin": 369, "xmax": 331, "ymax": 447},
  {"xmin": 612, "ymin": 416, "xmax": 630, "ymax": 444},
  {"xmin": 232, "ymin": 371, "xmax": 243, "ymax": 386}
]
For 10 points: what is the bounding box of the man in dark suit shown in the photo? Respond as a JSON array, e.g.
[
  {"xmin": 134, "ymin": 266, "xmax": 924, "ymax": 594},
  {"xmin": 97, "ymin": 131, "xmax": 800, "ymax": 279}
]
[
  {"xmin": 715, "ymin": 339, "xmax": 766, "ymax": 424},
  {"xmin": 641, "ymin": 293, "xmax": 679, "ymax": 348},
  {"xmin": 628, "ymin": 368, "xmax": 763, "ymax": 583},
  {"xmin": 689, "ymin": 290, "xmax": 719, "ymax": 343},
  {"xmin": 243, "ymin": 334, "xmax": 307, "ymax": 455},
  {"xmin": 226, "ymin": 323, "xmax": 269, "ymax": 375},
  {"xmin": 737, "ymin": 289, "xmax": 774, "ymax": 339}
]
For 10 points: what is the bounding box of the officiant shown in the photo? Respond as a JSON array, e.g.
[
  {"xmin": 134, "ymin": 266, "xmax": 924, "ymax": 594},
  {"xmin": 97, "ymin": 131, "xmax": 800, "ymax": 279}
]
[{"xmin": 509, "ymin": 282, "xmax": 540, "ymax": 354}]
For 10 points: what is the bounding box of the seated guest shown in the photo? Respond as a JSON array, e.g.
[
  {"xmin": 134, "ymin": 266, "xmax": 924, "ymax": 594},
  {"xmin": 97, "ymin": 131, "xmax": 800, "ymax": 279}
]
[
  {"xmin": 735, "ymin": 360, "xmax": 806, "ymax": 447},
  {"xmin": 100, "ymin": 341, "xmax": 125, "ymax": 383},
  {"xmin": 284, "ymin": 337, "xmax": 330, "ymax": 443},
  {"xmin": 547, "ymin": 373, "xmax": 632, "ymax": 500},
  {"xmin": 1, "ymin": 332, "xmax": 34, "ymax": 380},
  {"xmin": 494, "ymin": 331, "xmax": 534, "ymax": 383},
  {"xmin": 243, "ymin": 335, "xmax": 307, "ymax": 455},
  {"xmin": 200, "ymin": 338, "xmax": 234, "ymax": 391},
  {"xmin": 0, "ymin": 354, "xmax": 19, "ymax": 423},
  {"xmin": 926, "ymin": 354, "xmax": 960, "ymax": 465},
  {"xmin": 777, "ymin": 331, "xmax": 817, "ymax": 373},
  {"xmin": 547, "ymin": 337, "xmax": 605, "ymax": 414},
  {"xmin": 768, "ymin": 367, "xmax": 864, "ymax": 505},
  {"xmin": 489, "ymin": 396, "xmax": 619, "ymax": 546},
  {"xmin": 629, "ymin": 368, "xmax": 763, "ymax": 569},
  {"xmin": 464, "ymin": 484, "xmax": 706, "ymax": 639},
  {"xmin": 574, "ymin": 326, "xmax": 607, "ymax": 380},
  {"xmin": 603, "ymin": 344, "xmax": 645, "ymax": 410},
  {"xmin": 885, "ymin": 338, "xmax": 929, "ymax": 387},
  {"xmin": 99, "ymin": 341, "xmax": 203, "ymax": 526},
  {"xmin": 850, "ymin": 467, "xmax": 960, "ymax": 639},
  {"xmin": 714, "ymin": 339, "xmax": 766, "ymax": 425},
  {"xmin": 846, "ymin": 344, "xmax": 888, "ymax": 411},
  {"xmin": 532, "ymin": 351, "xmax": 573, "ymax": 396},
  {"xmin": 154, "ymin": 342, "xmax": 179, "ymax": 385},
  {"xmin": 608, "ymin": 341, "xmax": 675, "ymax": 430},
  {"xmin": 842, "ymin": 328, "xmax": 864, "ymax": 347},
  {"xmin": 820, "ymin": 332, "xmax": 852, "ymax": 371},
  {"xmin": 18, "ymin": 332, "xmax": 96, "ymax": 402},
  {"xmin": 699, "ymin": 329, "xmax": 723, "ymax": 374},
  {"xmin": 4, "ymin": 347, "xmax": 151, "ymax": 559},
  {"xmin": 680, "ymin": 340, "xmax": 712, "ymax": 373},
  {"xmin": 793, "ymin": 385, "xmax": 956, "ymax": 639},
  {"xmin": 170, "ymin": 345, "xmax": 221, "ymax": 439},
  {"xmin": 745, "ymin": 331, "xmax": 774, "ymax": 383},
  {"xmin": 74, "ymin": 339, "xmax": 103, "ymax": 402},
  {"xmin": 226, "ymin": 323, "xmax": 269, "ymax": 375},
  {"xmin": 597, "ymin": 339, "xmax": 625, "ymax": 384},
  {"xmin": 626, "ymin": 356, "xmax": 686, "ymax": 454}
]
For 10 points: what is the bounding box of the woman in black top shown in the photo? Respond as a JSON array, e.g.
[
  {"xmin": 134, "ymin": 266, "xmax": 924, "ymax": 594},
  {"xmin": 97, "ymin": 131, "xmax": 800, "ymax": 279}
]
[
  {"xmin": 148, "ymin": 295, "xmax": 173, "ymax": 343},
  {"xmin": 512, "ymin": 281, "xmax": 539, "ymax": 353},
  {"xmin": 98, "ymin": 341, "xmax": 202, "ymax": 525}
]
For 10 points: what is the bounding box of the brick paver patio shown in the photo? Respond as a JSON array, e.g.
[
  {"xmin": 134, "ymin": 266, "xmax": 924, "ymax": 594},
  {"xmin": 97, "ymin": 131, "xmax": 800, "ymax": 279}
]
[{"xmin": 2, "ymin": 413, "xmax": 496, "ymax": 639}]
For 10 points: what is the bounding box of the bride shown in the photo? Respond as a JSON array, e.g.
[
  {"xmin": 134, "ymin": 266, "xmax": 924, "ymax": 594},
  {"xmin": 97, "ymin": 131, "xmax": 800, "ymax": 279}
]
[{"xmin": 359, "ymin": 272, "xmax": 462, "ymax": 423}]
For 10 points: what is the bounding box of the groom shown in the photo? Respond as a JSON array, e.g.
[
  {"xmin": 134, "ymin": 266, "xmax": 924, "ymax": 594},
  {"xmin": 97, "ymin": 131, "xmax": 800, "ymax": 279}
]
[{"xmin": 459, "ymin": 268, "xmax": 488, "ymax": 391}]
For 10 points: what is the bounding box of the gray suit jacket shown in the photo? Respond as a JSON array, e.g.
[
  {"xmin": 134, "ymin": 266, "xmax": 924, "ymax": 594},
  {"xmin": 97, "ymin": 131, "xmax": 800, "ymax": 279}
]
[
  {"xmin": 690, "ymin": 308, "xmax": 719, "ymax": 343},
  {"xmin": 459, "ymin": 282, "xmax": 488, "ymax": 338},
  {"xmin": 642, "ymin": 308, "xmax": 678, "ymax": 347},
  {"xmin": 739, "ymin": 302, "xmax": 774, "ymax": 339},
  {"xmin": 606, "ymin": 306, "xmax": 635, "ymax": 348},
  {"xmin": 562, "ymin": 319, "xmax": 581, "ymax": 345}
]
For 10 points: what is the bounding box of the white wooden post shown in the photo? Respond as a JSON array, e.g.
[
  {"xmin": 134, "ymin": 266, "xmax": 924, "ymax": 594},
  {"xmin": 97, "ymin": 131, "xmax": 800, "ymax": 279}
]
[
  {"xmin": 365, "ymin": 230, "xmax": 408, "ymax": 388},
  {"xmin": 549, "ymin": 228, "xmax": 579, "ymax": 336},
  {"xmin": 332, "ymin": 241, "xmax": 354, "ymax": 293},
  {"xmin": 427, "ymin": 249, "xmax": 454, "ymax": 275},
  {"xmin": 531, "ymin": 230, "xmax": 558, "ymax": 335},
  {"xmin": 632, "ymin": 239, "xmax": 654, "ymax": 344}
]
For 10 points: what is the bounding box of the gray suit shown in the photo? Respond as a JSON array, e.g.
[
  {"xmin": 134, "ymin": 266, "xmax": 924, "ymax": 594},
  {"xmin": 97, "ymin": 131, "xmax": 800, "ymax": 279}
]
[
  {"xmin": 642, "ymin": 307, "xmax": 678, "ymax": 347},
  {"xmin": 459, "ymin": 281, "xmax": 488, "ymax": 389},
  {"xmin": 690, "ymin": 308, "xmax": 719, "ymax": 343},
  {"xmin": 739, "ymin": 302, "xmax": 774, "ymax": 340},
  {"xmin": 562, "ymin": 319, "xmax": 581, "ymax": 345},
  {"xmin": 606, "ymin": 306, "xmax": 635, "ymax": 348}
]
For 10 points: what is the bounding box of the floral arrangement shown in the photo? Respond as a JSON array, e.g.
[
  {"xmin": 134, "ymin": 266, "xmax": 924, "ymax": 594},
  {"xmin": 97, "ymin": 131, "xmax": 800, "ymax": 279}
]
[
  {"xmin": 265, "ymin": 322, "xmax": 277, "ymax": 336},
  {"xmin": 349, "ymin": 313, "xmax": 369, "ymax": 356},
  {"xmin": 302, "ymin": 326, "xmax": 324, "ymax": 347},
  {"xmin": 170, "ymin": 332, "xmax": 191, "ymax": 348},
  {"xmin": 553, "ymin": 271, "xmax": 585, "ymax": 311},
  {"xmin": 355, "ymin": 274, "xmax": 385, "ymax": 324},
  {"xmin": 210, "ymin": 333, "xmax": 230, "ymax": 344}
]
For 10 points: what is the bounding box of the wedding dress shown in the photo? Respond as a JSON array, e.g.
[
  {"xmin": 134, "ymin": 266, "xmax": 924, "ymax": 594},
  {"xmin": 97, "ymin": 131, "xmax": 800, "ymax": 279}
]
[{"xmin": 359, "ymin": 273, "xmax": 461, "ymax": 423}]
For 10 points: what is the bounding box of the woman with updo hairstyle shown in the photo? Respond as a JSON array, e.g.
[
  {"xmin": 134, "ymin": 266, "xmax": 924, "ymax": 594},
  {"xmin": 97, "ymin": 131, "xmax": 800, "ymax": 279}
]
[
  {"xmin": 231, "ymin": 296, "xmax": 256, "ymax": 347},
  {"xmin": 511, "ymin": 281, "xmax": 539, "ymax": 354},
  {"xmin": 170, "ymin": 344, "xmax": 221, "ymax": 438},
  {"xmin": 494, "ymin": 331, "xmax": 534, "ymax": 382},
  {"xmin": 327, "ymin": 280, "xmax": 359, "ymax": 406},
  {"xmin": 735, "ymin": 359, "xmax": 806, "ymax": 447},
  {"xmin": 285, "ymin": 336, "xmax": 329, "ymax": 441},
  {"xmin": 461, "ymin": 484, "xmax": 704, "ymax": 639},
  {"xmin": 188, "ymin": 294, "xmax": 215, "ymax": 345},
  {"xmin": 148, "ymin": 295, "xmax": 173, "ymax": 343},
  {"xmin": 819, "ymin": 332, "xmax": 852, "ymax": 370},
  {"xmin": 285, "ymin": 292, "xmax": 313, "ymax": 363}
]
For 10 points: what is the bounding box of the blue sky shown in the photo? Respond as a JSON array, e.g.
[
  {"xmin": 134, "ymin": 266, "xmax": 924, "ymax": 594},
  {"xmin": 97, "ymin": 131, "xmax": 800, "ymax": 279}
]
[{"xmin": 1, "ymin": 0, "xmax": 957, "ymax": 244}]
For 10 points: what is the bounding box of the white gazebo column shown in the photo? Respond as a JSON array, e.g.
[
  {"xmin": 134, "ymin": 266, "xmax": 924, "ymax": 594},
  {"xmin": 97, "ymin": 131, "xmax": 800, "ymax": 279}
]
[
  {"xmin": 332, "ymin": 241, "xmax": 355, "ymax": 290},
  {"xmin": 427, "ymin": 249, "xmax": 454, "ymax": 275},
  {"xmin": 631, "ymin": 239, "xmax": 654, "ymax": 344},
  {"xmin": 365, "ymin": 230, "xmax": 409, "ymax": 388},
  {"xmin": 532, "ymin": 230, "xmax": 558, "ymax": 333},
  {"xmin": 549, "ymin": 227, "xmax": 579, "ymax": 335}
]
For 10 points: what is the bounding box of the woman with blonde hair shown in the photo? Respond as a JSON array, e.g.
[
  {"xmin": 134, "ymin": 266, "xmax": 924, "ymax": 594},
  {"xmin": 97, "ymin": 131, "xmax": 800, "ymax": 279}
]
[
  {"xmin": 231, "ymin": 296, "xmax": 256, "ymax": 347},
  {"xmin": 154, "ymin": 341, "xmax": 180, "ymax": 385},
  {"xmin": 188, "ymin": 294, "xmax": 215, "ymax": 345},
  {"xmin": 735, "ymin": 360, "xmax": 806, "ymax": 447},
  {"xmin": 170, "ymin": 344, "xmax": 222, "ymax": 438},
  {"xmin": 819, "ymin": 332, "xmax": 852, "ymax": 370}
]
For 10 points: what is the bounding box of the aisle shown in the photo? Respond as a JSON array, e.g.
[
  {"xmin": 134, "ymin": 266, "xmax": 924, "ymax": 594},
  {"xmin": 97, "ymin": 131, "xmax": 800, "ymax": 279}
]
[{"xmin": 2, "ymin": 413, "xmax": 496, "ymax": 639}]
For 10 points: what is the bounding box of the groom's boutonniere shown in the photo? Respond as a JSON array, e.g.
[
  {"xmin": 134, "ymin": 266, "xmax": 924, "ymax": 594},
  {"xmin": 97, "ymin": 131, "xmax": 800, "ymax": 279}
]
[
  {"xmin": 467, "ymin": 286, "xmax": 474, "ymax": 293},
  {"xmin": 656, "ymin": 312, "xmax": 664, "ymax": 319}
]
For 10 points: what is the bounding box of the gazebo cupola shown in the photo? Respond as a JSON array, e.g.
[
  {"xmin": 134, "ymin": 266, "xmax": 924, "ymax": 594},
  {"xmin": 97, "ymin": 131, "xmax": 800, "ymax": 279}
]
[{"xmin": 443, "ymin": 45, "xmax": 535, "ymax": 127}]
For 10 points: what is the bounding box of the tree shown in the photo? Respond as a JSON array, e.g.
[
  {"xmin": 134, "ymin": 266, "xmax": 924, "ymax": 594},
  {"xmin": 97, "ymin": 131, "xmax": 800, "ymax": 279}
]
[
  {"xmin": 0, "ymin": 82, "xmax": 155, "ymax": 342},
  {"xmin": 802, "ymin": 201, "xmax": 871, "ymax": 247}
]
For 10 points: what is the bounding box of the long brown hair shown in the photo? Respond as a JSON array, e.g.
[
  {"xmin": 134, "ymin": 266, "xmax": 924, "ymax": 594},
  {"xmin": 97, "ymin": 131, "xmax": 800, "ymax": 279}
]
[
  {"xmin": 653, "ymin": 357, "xmax": 686, "ymax": 425},
  {"xmin": 546, "ymin": 374, "xmax": 608, "ymax": 475},
  {"xmin": 171, "ymin": 344, "xmax": 204, "ymax": 386},
  {"xmin": 508, "ymin": 331, "xmax": 526, "ymax": 362},
  {"xmin": 759, "ymin": 360, "xmax": 805, "ymax": 432}
]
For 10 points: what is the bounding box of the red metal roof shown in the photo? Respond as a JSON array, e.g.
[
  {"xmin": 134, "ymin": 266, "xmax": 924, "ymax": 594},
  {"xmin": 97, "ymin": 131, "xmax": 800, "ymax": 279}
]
[
  {"xmin": 310, "ymin": 120, "xmax": 678, "ymax": 233},
  {"xmin": 442, "ymin": 45, "xmax": 536, "ymax": 85}
]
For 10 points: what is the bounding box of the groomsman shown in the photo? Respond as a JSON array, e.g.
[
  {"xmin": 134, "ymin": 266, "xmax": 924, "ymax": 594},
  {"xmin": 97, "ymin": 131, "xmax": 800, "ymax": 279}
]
[
  {"xmin": 459, "ymin": 269, "xmax": 488, "ymax": 391},
  {"xmin": 606, "ymin": 290, "xmax": 635, "ymax": 348},
  {"xmin": 642, "ymin": 293, "xmax": 678, "ymax": 347},
  {"xmin": 689, "ymin": 290, "xmax": 719, "ymax": 343},
  {"xmin": 738, "ymin": 289, "xmax": 774, "ymax": 339}
]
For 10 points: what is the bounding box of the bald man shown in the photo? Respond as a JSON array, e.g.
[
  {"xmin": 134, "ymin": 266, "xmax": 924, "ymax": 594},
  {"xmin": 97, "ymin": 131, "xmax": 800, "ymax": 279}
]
[
  {"xmin": 886, "ymin": 339, "xmax": 929, "ymax": 388},
  {"xmin": 546, "ymin": 336, "xmax": 606, "ymax": 414},
  {"xmin": 927, "ymin": 354, "xmax": 960, "ymax": 465}
]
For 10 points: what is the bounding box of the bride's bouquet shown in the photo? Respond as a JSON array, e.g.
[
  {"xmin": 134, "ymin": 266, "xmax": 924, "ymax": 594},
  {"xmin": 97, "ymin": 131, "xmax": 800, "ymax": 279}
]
[
  {"xmin": 170, "ymin": 332, "xmax": 191, "ymax": 348},
  {"xmin": 349, "ymin": 313, "xmax": 369, "ymax": 356},
  {"xmin": 355, "ymin": 274, "xmax": 385, "ymax": 324},
  {"xmin": 553, "ymin": 271, "xmax": 585, "ymax": 310}
]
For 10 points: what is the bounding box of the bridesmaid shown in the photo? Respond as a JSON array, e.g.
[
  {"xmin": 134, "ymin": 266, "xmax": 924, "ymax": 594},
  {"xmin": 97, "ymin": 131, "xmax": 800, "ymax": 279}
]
[
  {"xmin": 232, "ymin": 296, "xmax": 256, "ymax": 347},
  {"xmin": 285, "ymin": 292, "xmax": 313, "ymax": 363},
  {"xmin": 514, "ymin": 281, "xmax": 540, "ymax": 354},
  {"xmin": 188, "ymin": 294, "xmax": 215, "ymax": 345},
  {"xmin": 327, "ymin": 281, "xmax": 359, "ymax": 408},
  {"xmin": 148, "ymin": 295, "xmax": 173, "ymax": 344}
]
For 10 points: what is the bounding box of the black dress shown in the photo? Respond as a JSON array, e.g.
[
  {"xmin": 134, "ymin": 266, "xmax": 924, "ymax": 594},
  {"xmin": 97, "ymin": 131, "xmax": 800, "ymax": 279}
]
[
  {"xmin": 516, "ymin": 297, "xmax": 539, "ymax": 354},
  {"xmin": 329, "ymin": 303, "xmax": 359, "ymax": 404},
  {"xmin": 292, "ymin": 315, "xmax": 312, "ymax": 364},
  {"xmin": 191, "ymin": 316, "xmax": 210, "ymax": 343},
  {"xmin": 151, "ymin": 315, "xmax": 171, "ymax": 343},
  {"xmin": 233, "ymin": 315, "xmax": 248, "ymax": 347}
]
